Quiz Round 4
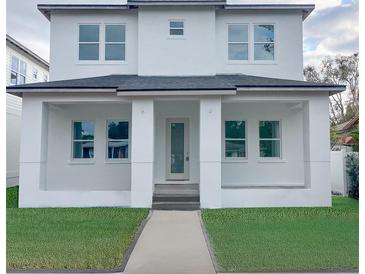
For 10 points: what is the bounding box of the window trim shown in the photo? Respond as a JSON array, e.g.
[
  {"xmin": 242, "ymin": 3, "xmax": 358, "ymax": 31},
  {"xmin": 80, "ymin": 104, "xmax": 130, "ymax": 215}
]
[
  {"xmin": 104, "ymin": 23, "xmax": 126, "ymax": 62},
  {"xmin": 10, "ymin": 56, "xmax": 27, "ymax": 85},
  {"xmin": 223, "ymin": 120, "xmax": 248, "ymax": 161},
  {"xmin": 71, "ymin": 120, "xmax": 96, "ymax": 162},
  {"xmin": 258, "ymin": 120, "xmax": 282, "ymax": 160},
  {"xmin": 105, "ymin": 119, "xmax": 130, "ymax": 162},
  {"xmin": 227, "ymin": 23, "xmax": 249, "ymax": 63},
  {"xmin": 78, "ymin": 23, "xmax": 101, "ymax": 62},
  {"xmin": 168, "ymin": 19, "xmax": 185, "ymax": 38},
  {"xmin": 253, "ymin": 23, "xmax": 276, "ymax": 63}
]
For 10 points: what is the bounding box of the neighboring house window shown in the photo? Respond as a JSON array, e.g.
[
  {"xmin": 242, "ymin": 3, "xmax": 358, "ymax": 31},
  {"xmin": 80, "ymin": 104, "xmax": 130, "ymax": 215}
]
[
  {"xmin": 225, "ymin": 121, "xmax": 246, "ymax": 158},
  {"xmin": 259, "ymin": 121, "xmax": 281, "ymax": 158},
  {"xmin": 105, "ymin": 24, "xmax": 126, "ymax": 61},
  {"xmin": 228, "ymin": 24, "xmax": 248, "ymax": 61},
  {"xmin": 10, "ymin": 56, "xmax": 27, "ymax": 85},
  {"xmin": 79, "ymin": 24, "xmax": 100, "ymax": 60},
  {"xmin": 32, "ymin": 68, "xmax": 38, "ymax": 80},
  {"xmin": 72, "ymin": 121, "xmax": 95, "ymax": 159},
  {"xmin": 44, "ymin": 74, "xmax": 48, "ymax": 82},
  {"xmin": 169, "ymin": 20, "xmax": 184, "ymax": 36},
  {"xmin": 254, "ymin": 24, "xmax": 275, "ymax": 61},
  {"xmin": 107, "ymin": 120, "xmax": 129, "ymax": 159}
]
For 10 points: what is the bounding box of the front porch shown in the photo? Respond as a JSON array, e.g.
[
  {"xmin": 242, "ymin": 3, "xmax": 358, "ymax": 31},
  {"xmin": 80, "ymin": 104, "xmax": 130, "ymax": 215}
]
[{"xmin": 17, "ymin": 91, "xmax": 331, "ymax": 208}]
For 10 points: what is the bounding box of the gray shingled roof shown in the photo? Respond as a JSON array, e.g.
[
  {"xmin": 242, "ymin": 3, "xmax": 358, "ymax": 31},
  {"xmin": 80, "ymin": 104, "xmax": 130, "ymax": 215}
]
[{"xmin": 6, "ymin": 74, "xmax": 346, "ymax": 94}]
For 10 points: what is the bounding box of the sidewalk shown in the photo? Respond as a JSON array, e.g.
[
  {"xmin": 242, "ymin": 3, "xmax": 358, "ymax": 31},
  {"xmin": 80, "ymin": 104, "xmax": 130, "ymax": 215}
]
[{"xmin": 123, "ymin": 210, "xmax": 215, "ymax": 274}]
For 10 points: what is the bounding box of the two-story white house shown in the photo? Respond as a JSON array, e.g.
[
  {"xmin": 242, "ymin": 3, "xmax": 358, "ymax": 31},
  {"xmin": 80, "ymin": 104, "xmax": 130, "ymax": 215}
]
[
  {"xmin": 6, "ymin": 34, "xmax": 49, "ymax": 187},
  {"xmin": 7, "ymin": 1, "xmax": 346, "ymax": 209}
]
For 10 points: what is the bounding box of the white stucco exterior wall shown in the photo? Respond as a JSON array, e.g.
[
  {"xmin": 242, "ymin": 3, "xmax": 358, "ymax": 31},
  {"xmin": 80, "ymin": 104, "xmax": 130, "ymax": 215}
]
[
  {"xmin": 46, "ymin": 103, "xmax": 132, "ymax": 191},
  {"xmin": 215, "ymin": 10, "xmax": 304, "ymax": 80},
  {"xmin": 49, "ymin": 10, "xmax": 138, "ymax": 81},
  {"xmin": 48, "ymin": 8, "xmax": 304, "ymax": 80},
  {"xmin": 137, "ymin": 6, "xmax": 216, "ymax": 76}
]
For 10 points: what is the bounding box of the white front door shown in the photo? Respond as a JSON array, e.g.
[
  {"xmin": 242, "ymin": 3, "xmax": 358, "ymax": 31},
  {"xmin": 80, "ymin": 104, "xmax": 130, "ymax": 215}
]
[{"xmin": 166, "ymin": 118, "xmax": 189, "ymax": 180}]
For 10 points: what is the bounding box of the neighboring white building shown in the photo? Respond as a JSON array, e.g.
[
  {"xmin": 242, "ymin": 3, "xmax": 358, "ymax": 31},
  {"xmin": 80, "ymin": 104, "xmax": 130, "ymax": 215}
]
[
  {"xmin": 7, "ymin": 2, "xmax": 345, "ymax": 209},
  {"xmin": 6, "ymin": 34, "xmax": 49, "ymax": 187}
]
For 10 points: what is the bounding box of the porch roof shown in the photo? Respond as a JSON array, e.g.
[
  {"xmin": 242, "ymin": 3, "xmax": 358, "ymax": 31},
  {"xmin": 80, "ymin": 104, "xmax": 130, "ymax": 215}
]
[{"xmin": 6, "ymin": 74, "xmax": 346, "ymax": 97}]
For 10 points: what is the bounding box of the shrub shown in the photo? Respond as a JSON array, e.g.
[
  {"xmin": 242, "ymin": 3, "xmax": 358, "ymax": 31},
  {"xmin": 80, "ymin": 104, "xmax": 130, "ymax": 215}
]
[{"xmin": 346, "ymin": 153, "xmax": 359, "ymax": 199}]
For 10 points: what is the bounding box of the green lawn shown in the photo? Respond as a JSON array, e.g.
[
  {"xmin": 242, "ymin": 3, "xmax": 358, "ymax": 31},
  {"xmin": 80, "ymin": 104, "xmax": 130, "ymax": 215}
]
[
  {"xmin": 202, "ymin": 197, "xmax": 359, "ymax": 273},
  {"xmin": 7, "ymin": 187, "xmax": 149, "ymax": 270},
  {"xmin": 7, "ymin": 186, "xmax": 19, "ymax": 208}
]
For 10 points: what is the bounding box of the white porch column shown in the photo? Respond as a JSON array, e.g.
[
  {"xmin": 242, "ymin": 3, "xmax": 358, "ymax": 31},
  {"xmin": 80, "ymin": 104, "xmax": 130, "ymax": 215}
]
[
  {"xmin": 303, "ymin": 94, "xmax": 332, "ymax": 206},
  {"xmin": 19, "ymin": 95, "xmax": 48, "ymax": 207},
  {"xmin": 131, "ymin": 98, "xmax": 154, "ymax": 207},
  {"xmin": 199, "ymin": 97, "xmax": 222, "ymax": 208}
]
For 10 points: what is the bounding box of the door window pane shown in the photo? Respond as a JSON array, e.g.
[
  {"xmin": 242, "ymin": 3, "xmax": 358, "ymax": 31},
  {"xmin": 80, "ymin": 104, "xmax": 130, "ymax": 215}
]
[{"xmin": 171, "ymin": 123, "xmax": 184, "ymax": 173}]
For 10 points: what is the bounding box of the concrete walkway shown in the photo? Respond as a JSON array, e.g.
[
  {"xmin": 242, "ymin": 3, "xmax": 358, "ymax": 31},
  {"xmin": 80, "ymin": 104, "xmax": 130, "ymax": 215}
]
[{"xmin": 123, "ymin": 210, "xmax": 216, "ymax": 274}]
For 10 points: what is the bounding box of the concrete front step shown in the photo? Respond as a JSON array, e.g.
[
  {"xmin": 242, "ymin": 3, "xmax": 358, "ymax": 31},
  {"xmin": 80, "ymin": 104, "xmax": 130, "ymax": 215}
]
[
  {"xmin": 152, "ymin": 201, "xmax": 201, "ymax": 210},
  {"xmin": 153, "ymin": 194, "xmax": 200, "ymax": 203},
  {"xmin": 154, "ymin": 184, "xmax": 200, "ymax": 196}
]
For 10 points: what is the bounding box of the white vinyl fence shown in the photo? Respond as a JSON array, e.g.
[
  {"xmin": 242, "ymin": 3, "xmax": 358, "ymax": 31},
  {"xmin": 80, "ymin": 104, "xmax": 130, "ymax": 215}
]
[{"xmin": 330, "ymin": 149, "xmax": 357, "ymax": 195}]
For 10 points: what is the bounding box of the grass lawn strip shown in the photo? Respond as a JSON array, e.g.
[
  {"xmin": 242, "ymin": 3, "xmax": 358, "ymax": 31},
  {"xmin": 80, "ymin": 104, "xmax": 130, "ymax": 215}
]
[
  {"xmin": 202, "ymin": 197, "xmax": 358, "ymax": 273},
  {"xmin": 7, "ymin": 207, "xmax": 149, "ymax": 270},
  {"xmin": 6, "ymin": 186, "xmax": 19, "ymax": 208}
]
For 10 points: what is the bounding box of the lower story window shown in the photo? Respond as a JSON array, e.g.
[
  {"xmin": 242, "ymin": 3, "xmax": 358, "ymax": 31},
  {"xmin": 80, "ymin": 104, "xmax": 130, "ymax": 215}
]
[
  {"xmin": 225, "ymin": 120, "xmax": 246, "ymax": 158},
  {"xmin": 259, "ymin": 120, "xmax": 281, "ymax": 158},
  {"xmin": 72, "ymin": 121, "xmax": 95, "ymax": 159},
  {"xmin": 107, "ymin": 120, "xmax": 129, "ymax": 159}
]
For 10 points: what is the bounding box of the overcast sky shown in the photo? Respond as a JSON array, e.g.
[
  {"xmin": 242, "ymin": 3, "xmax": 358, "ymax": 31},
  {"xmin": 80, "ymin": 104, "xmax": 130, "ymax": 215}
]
[{"xmin": 6, "ymin": 0, "xmax": 358, "ymax": 66}]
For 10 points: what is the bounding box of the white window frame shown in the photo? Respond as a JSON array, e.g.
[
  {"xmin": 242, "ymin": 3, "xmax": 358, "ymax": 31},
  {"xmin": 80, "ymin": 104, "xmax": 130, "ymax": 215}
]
[
  {"xmin": 258, "ymin": 120, "xmax": 282, "ymax": 160},
  {"xmin": 78, "ymin": 23, "xmax": 101, "ymax": 62},
  {"xmin": 168, "ymin": 20, "xmax": 185, "ymax": 38},
  {"xmin": 104, "ymin": 24, "xmax": 126, "ymax": 62},
  {"xmin": 224, "ymin": 120, "xmax": 248, "ymax": 161},
  {"xmin": 106, "ymin": 119, "xmax": 130, "ymax": 162},
  {"xmin": 71, "ymin": 120, "xmax": 95, "ymax": 161},
  {"xmin": 10, "ymin": 56, "xmax": 27, "ymax": 85},
  {"xmin": 32, "ymin": 68, "xmax": 38, "ymax": 80},
  {"xmin": 227, "ymin": 24, "xmax": 249, "ymax": 63},
  {"xmin": 253, "ymin": 23, "xmax": 276, "ymax": 63}
]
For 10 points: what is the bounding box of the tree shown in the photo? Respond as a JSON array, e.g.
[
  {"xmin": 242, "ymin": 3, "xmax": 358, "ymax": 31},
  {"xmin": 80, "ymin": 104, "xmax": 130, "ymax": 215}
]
[{"xmin": 304, "ymin": 53, "xmax": 359, "ymax": 125}]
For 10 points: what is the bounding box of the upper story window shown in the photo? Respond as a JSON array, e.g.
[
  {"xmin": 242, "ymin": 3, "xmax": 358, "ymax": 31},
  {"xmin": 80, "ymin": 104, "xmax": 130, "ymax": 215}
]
[
  {"xmin": 254, "ymin": 24, "xmax": 275, "ymax": 61},
  {"xmin": 32, "ymin": 68, "xmax": 38, "ymax": 80},
  {"xmin": 72, "ymin": 121, "xmax": 95, "ymax": 159},
  {"xmin": 259, "ymin": 121, "xmax": 281, "ymax": 158},
  {"xmin": 225, "ymin": 121, "xmax": 246, "ymax": 159},
  {"xmin": 169, "ymin": 20, "xmax": 184, "ymax": 36},
  {"xmin": 78, "ymin": 24, "xmax": 100, "ymax": 61},
  {"xmin": 44, "ymin": 74, "xmax": 48, "ymax": 82},
  {"xmin": 10, "ymin": 56, "xmax": 27, "ymax": 85},
  {"xmin": 107, "ymin": 120, "xmax": 129, "ymax": 159},
  {"xmin": 228, "ymin": 24, "xmax": 248, "ymax": 61},
  {"xmin": 105, "ymin": 24, "xmax": 126, "ymax": 61}
]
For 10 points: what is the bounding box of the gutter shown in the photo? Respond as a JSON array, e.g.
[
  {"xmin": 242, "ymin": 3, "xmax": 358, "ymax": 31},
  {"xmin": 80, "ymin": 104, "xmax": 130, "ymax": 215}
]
[
  {"xmin": 117, "ymin": 89, "xmax": 237, "ymax": 96},
  {"xmin": 236, "ymin": 86, "xmax": 346, "ymax": 94}
]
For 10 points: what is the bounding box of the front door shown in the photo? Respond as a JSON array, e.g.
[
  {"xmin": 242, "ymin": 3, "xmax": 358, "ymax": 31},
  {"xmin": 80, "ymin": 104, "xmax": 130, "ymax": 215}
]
[{"xmin": 166, "ymin": 118, "xmax": 189, "ymax": 180}]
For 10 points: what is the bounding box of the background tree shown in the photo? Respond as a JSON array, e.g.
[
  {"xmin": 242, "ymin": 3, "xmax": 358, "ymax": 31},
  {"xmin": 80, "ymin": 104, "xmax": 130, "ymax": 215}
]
[{"xmin": 304, "ymin": 53, "xmax": 359, "ymax": 125}]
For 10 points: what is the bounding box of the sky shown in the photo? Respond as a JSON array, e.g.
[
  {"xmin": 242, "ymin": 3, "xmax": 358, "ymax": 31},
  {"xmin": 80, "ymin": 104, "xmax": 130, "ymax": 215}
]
[{"xmin": 6, "ymin": 0, "xmax": 359, "ymax": 67}]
